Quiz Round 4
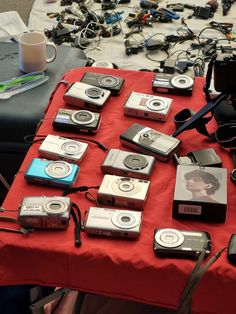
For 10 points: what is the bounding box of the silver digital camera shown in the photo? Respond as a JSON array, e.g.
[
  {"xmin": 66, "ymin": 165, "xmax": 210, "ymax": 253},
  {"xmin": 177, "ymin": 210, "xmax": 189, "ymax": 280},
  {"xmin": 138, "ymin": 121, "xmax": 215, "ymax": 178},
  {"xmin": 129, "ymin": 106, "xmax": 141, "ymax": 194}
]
[
  {"xmin": 63, "ymin": 81, "xmax": 111, "ymax": 111},
  {"xmin": 18, "ymin": 196, "xmax": 71, "ymax": 229},
  {"xmin": 101, "ymin": 148, "xmax": 155, "ymax": 179},
  {"xmin": 124, "ymin": 91, "xmax": 172, "ymax": 122},
  {"xmin": 53, "ymin": 109, "xmax": 101, "ymax": 134},
  {"xmin": 120, "ymin": 123, "xmax": 182, "ymax": 161},
  {"xmin": 84, "ymin": 207, "xmax": 142, "ymax": 238},
  {"xmin": 39, "ymin": 135, "xmax": 88, "ymax": 164},
  {"xmin": 153, "ymin": 228, "xmax": 211, "ymax": 259},
  {"xmin": 97, "ymin": 174, "xmax": 150, "ymax": 210}
]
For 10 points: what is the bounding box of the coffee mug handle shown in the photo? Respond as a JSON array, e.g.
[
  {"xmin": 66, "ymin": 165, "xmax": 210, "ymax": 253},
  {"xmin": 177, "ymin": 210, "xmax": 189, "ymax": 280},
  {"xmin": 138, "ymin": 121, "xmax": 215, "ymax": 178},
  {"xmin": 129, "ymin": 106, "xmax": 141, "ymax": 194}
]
[{"xmin": 46, "ymin": 42, "xmax": 57, "ymax": 64}]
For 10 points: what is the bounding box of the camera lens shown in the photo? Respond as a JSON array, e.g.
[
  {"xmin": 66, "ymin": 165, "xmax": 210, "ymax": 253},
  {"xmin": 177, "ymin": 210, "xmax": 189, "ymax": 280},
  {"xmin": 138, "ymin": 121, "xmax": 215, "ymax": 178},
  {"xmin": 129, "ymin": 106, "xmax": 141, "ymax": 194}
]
[
  {"xmin": 62, "ymin": 141, "xmax": 82, "ymax": 155},
  {"xmin": 43, "ymin": 199, "xmax": 68, "ymax": 215},
  {"xmin": 147, "ymin": 98, "xmax": 167, "ymax": 111},
  {"xmin": 123, "ymin": 154, "xmax": 148, "ymax": 170},
  {"xmin": 155, "ymin": 228, "xmax": 184, "ymax": 248},
  {"xmin": 111, "ymin": 211, "xmax": 140, "ymax": 229},
  {"xmin": 121, "ymin": 216, "xmax": 131, "ymax": 223},
  {"xmin": 142, "ymin": 132, "xmax": 150, "ymax": 138},
  {"xmin": 85, "ymin": 87, "xmax": 104, "ymax": 99},
  {"xmin": 98, "ymin": 75, "xmax": 119, "ymax": 88},
  {"xmin": 111, "ymin": 177, "xmax": 141, "ymax": 196},
  {"xmin": 230, "ymin": 169, "xmax": 236, "ymax": 184},
  {"xmin": 71, "ymin": 110, "xmax": 95, "ymax": 125},
  {"xmin": 118, "ymin": 181, "xmax": 134, "ymax": 192},
  {"xmin": 171, "ymin": 75, "xmax": 194, "ymax": 89},
  {"xmin": 45, "ymin": 161, "xmax": 72, "ymax": 178}
]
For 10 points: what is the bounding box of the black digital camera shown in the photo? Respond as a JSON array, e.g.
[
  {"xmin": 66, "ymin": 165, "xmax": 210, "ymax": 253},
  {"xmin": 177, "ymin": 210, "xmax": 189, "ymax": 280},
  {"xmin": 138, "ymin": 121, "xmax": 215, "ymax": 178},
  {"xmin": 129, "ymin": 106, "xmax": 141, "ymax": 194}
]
[
  {"xmin": 214, "ymin": 52, "xmax": 236, "ymax": 94},
  {"xmin": 152, "ymin": 73, "xmax": 194, "ymax": 96},
  {"xmin": 153, "ymin": 228, "xmax": 211, "ymax": 259},
  {"xmin": 53, "ymin": 108, "xmax": 101, "ymax": 134},
  {"xmin": 80, "ymin": 72, "xmax": 125, "ymax": 95}
]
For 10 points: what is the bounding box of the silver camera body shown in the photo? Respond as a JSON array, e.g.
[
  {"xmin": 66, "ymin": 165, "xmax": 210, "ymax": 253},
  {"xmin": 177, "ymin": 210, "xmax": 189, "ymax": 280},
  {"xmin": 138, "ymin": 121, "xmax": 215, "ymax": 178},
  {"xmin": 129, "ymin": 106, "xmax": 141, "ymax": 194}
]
[
  {"xmin": 124, "ymin": 91, "xmax": 172, "ymax": 122},
  {"xmin": 101, "ymin": 148, "xmax": 155, "ymax": 179},
  {"xmin": 18, "ymin": 196, "xmax": 71, "ymax": 230},
  {"xmin": 97, "ymin": 174, "xmax": 150, "ymax": 210},
  {"xmin": 39, "ymin": 135, "xmax": 88, "ymax": 164},
  {"xmin": 63, "ymin": 81, "xmax": 111, "ymax": 111},
  {"xmin": 84, "ymin": 207, "xmax": 142, "ymax": 238},
  {"xmin": 120, "ymin": 123, "xmax": 182, "ymax": 161}
]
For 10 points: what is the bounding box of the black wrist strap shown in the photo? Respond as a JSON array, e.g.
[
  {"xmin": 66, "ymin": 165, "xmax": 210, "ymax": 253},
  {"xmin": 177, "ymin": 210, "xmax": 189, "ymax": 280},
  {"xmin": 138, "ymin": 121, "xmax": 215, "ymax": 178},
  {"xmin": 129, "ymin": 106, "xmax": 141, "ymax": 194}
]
[
  {"xmin": 177, "ymin": 247, "xmax": 225, "ymax": 314},
  {"xmin": 172, "ymin": 92, "xmax": 227, "ymax": 138},
  {"xmin": 173, "ymin": 108, "xmax": 214, "ymax": 138},
  {"xmin": 0, "ymin": 216, "xmax": 31, "ymax": 235},
  {"xmin": 203, "ymin": 54, "xmax": 216, "ymax": 102},
  {"xmin": 232, "ymin": 150, "xmax": 236, "ymax": 168},
  {"xmin": 71, "ymin": 202, "xmax": 82, "ymax": 247},
  {"xmin": 230, "ymin": 150, "xmax": 236, "ymax": 184},
  {"xmin": 63, "ymin": 185, "xmax": 100, "ymax": 196}
]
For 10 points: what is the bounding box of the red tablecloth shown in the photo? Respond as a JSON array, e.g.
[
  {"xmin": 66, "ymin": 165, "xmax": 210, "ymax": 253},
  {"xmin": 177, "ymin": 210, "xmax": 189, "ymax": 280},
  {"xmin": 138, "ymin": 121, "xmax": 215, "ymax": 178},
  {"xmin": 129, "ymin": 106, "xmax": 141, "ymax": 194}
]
[{"xmin": 1, "ymin": 67, "xmax": 235, "ymax": 314}]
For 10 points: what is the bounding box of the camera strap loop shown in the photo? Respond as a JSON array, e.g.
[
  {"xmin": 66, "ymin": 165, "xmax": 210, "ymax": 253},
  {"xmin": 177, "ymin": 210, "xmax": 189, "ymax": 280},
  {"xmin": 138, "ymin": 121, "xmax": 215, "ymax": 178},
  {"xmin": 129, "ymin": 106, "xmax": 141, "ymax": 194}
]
[
  {"xmin": 0, "ymin": 216, "xmax": 31, "ymax": 235},
  {"xmin": 177, "ymin": 247, "xmax": 226, "ymax": 314},
  {"xmin": 71, "ymin": 202, "xmax": 82, "ymax": 247},
  {"xmin": 215, "ymin": 122, "xmax": 236, "ymax": 149},
  {"xmin": 172, "ymin": 92, "xmax": 227, "ymax": 138},
  {"xmin": 63, "ymin": 185, "xmax": 100, "ymax": 196},
  {"xmin": 173, "ymin": 108, "xmax": 214, "ymax": 139},
  {"xmin": 203, "ymin": 54, "xmax": 216, "ymax": 102}
]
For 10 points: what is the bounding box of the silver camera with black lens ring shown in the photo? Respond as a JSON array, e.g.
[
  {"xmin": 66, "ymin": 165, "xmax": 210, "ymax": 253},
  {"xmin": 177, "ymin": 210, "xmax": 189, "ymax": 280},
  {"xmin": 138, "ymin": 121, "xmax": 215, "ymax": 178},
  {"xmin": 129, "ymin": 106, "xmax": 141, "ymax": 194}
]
[
  {"xmin": 101, "ymin": 148, "xmax": 155, "ymax": 179},
  {"xmin": 63, "ymin": 81, "xmax": 111, "ymax": 111}
]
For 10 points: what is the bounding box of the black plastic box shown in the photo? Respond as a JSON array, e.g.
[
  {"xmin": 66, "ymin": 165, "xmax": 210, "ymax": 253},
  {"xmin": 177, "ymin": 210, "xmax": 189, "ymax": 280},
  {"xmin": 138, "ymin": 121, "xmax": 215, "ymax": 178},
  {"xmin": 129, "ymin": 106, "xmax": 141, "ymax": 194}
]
[{"xmin": 172, "ymin": 165, "xmax": 227, "ymax": 222}]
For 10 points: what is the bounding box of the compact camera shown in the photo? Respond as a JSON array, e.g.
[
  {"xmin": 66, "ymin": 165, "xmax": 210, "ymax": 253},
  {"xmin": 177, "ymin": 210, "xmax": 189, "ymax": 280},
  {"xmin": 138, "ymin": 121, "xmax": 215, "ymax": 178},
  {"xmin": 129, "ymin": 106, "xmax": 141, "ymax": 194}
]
[
  {"xmin": 18, "ymin": 196, "xmax": 71, "ymax": 230},
  {"xmin": 39, "ymin": 135, "xmax": 88, "ymax": 164},
  {"xmin": 53, "ymin": 108, "xmax": 101, "ymax": 134},
  {"xmin": 153, "ymin": 228, "xmax": 212, "ymax": 259},
  {"xmin": 97, "ymin": 174, "xmax": 150, "ymax": 210},
  {"xmin": 101, "ymin": 148, "xmax": 155, "ymax": 179},
  {"xmin": 152, "ymin": 73, "xmax": 194, "ymax": 96},
  {"xmin": 24, "ymin": 158, "xmax": 79, "ymax": 188},
  {"xmin": 80, "ymin": 72, "xmax": 125, "ymax": 96},
  {"xmin": 63, "ymin": 81, "xmax": 111, "ymax": 111},
  {"xmin": 124, "ymin": 91, "xmax": 172, "ymax": 122},
  {"xmin": 83, "ymin": 207, "xmax": 142, "ymax": 238},
  {"xmin": 120, "ymin": 123, "xmax": 182, "ymax": 161},
  {"xmin": 213, "ymin": 52, "xmax": 236, "ymax": 93}
]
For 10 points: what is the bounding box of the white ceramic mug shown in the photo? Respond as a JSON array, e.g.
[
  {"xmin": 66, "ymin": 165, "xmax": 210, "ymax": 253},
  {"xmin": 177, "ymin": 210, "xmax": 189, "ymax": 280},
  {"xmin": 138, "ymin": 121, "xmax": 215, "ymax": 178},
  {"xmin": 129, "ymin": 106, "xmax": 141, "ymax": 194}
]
[{"xmin": 18, "ymin": 31, "xmax": 57, "ymax": 73}]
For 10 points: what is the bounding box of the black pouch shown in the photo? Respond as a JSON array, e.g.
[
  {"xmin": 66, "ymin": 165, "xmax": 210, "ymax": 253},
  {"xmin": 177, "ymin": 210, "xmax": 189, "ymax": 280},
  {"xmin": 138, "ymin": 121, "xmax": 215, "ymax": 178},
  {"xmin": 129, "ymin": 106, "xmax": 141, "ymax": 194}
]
[{"xmin": 214, "ymin": 99, "xmax": 236, "ymax": 124}]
